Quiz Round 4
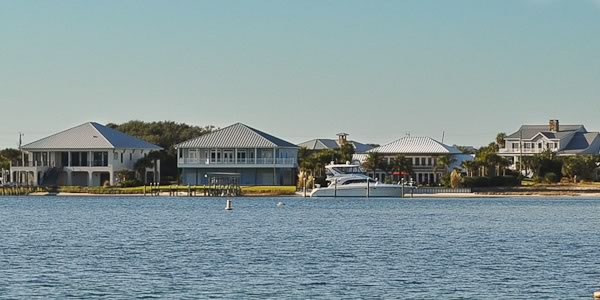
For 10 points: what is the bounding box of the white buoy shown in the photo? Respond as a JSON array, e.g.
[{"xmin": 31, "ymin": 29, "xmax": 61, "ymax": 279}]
[
  {"xmin": 594, "ymin": 291, "xmax": 600, "ymax": 299},
  {"xmin": 277, "ymin": 202, "xmax": 285, "ymax": 207},
  {"xmin": 225, "ymin": 199, "xmax": 233, "ymax": 210}
]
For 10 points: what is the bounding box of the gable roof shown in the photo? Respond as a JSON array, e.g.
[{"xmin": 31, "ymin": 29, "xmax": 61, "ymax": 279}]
[
  {"xmin": 506, "ymin": 125, "xmax": 586, "ymax": 140},
  {"xmin": 176, "ymin": 123, "xmax": 297, "ymax": 149},
  {"xmin": 22, "ymin": 122, "xmax": 162, "ymax": 150},
  {"xmin": 367, "ymin": 136, "xmax": 461, "ymax": 154},
  {"xmin": 297, "ymin": 138, "xmax": 373, "ymax": 153}
]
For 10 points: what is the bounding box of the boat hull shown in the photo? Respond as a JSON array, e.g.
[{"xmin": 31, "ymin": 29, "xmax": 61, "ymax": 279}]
[{"xmin": 310, "ymin": 184, "xmax": 404, "ymax": 198}]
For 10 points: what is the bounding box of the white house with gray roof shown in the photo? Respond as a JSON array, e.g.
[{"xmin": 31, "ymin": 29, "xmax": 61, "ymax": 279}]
[
  {"xmin": 10, "ymin": 122, "xmax": 162, "ymax": 186},
  {"xmin": 175, "ymin": 123, "xmax": 298, "ymax": 186},
  {"xmin": 353, "ymin": 136, "xmax": 473, "ymax": 185},
  {"xmin": 499, "ymin": 119, "xmax": 600, "ymax": 169}
]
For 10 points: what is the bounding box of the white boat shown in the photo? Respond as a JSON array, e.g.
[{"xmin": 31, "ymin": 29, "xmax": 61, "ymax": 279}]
[{"xmin": 309, "ymin": 162, "xmax": 415, "ymax": 198}]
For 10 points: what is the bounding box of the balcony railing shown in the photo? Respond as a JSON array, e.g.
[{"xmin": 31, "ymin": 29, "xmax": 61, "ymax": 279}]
[
  {"xmin": 499, "ymin": 148, "xmax": 558, "ymax": 154},
  {"xmin": 12, "ymin": 160, "xmax": 109, "ymax": 167},
  {"xmin": 179, "ymin": 157, "xmax": 297, "ymax": 165}
]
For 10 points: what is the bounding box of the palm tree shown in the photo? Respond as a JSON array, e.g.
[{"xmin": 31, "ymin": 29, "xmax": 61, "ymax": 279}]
[
  {"xmin": 390, "ymin": 155, "xmax": 413, "ymax": 182},
  {"xmin": 362, "ymin": 152, "xmax": 382, "ymax": 179},
  {"xmin": 435, "ymin": 154, "xmax": 456, "ymax": 174},
  {"xmin": 495, "ymin": 132, "xmax": 507, "ymax": 150},
  {"xmin": 461, "ymin": 160, "xmax": 477, "ymax": 177}
]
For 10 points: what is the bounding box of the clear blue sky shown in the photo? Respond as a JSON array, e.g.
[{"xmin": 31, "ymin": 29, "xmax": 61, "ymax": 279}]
[{"xmin": 1, "ymin": 0, "xmax": 599, "ymax": 149}]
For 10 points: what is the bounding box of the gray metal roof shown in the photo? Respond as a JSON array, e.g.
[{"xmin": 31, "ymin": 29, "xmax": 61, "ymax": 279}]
[
  {"xmin": 22, "ymin": 122, "xmax": 163, "ymax": 150},
  {"xmin": 297, "ymin": 138, "xmax": 373, "ymax": 153},
  {"xmin": 367, "ymin": 136, "xmax": 461, "ymax": 154},
  {"xmin": 559, "ymin": 132, "xmax": 600, "ymax": 155},
  {"xmin": 506, "ymin": 125, "xmax": 585, "ymax": 140},
  {"xmin": 176, "ymin": 123, "xmax": 298, "ymax": 149}
]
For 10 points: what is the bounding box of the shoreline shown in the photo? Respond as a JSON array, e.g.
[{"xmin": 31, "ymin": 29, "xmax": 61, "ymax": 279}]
[{"xmin": 21, "ymin": 191, "xmax": 600, "ymax": 198}]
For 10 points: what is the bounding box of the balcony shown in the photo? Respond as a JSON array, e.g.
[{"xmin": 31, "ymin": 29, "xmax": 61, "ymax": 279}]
[
  {"xmin": 499, "ymin": 148, "xmax": 558, "ymax": 154},
  {"xmin": 178, "ymin": 157, "xmax": 297, "ymax": 167}
]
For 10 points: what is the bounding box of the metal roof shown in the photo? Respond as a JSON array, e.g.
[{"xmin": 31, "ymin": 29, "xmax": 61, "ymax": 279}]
[
  {"xmin": 22, "ymin": 122, "xmax": 163, "ymax": 150},
  {"xmin": 559, "ymin": 132, "xmax": 600, "ymax": 155},
  {"xmin": 176, "ymin": 123, "xmax": 298, "ymax": 149},
  {"xmin": 297, "ymin": 138, "xmax": 373, "ymax": 153},
  {"xmin": 506, "ymin": 125, "xmax": 585, "ymax": 140},
  {"xmin": 367, "ymin": 136, "xmax": 461, "ymax": 154}
]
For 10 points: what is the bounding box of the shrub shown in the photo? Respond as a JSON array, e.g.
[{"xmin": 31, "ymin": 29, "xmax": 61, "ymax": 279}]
[
  {"xmin": 543, "ymin": 172, "xmax": 559, "ymax": 183},
  {"xmin": 119, "ymin": 179, "xmax": 143, "ymax": 188}
]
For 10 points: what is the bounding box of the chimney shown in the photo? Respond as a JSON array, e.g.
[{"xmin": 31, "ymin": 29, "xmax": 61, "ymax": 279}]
[
  {"xmin": 549, "ymin": 119, "xmax": 559, "ymax": 132},
  {"xmin": 336, "ymin": 133, "xmax": 348, "ymax": 145}
]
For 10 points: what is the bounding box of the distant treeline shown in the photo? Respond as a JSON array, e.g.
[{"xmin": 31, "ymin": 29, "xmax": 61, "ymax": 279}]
[{"xmin": 106, "ymin": 121, "xmax": 215, "ymax": 182}]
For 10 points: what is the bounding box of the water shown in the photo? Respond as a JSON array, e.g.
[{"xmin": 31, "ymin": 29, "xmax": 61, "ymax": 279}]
[{"xmin": 1, "ymin": 196, "xmax": 600, "ymax": 299}]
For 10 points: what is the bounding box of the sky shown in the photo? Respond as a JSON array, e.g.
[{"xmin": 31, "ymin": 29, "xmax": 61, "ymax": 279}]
[{"xmin": 1, "ymin": 0, "xmax": 599, "ymax": 149}]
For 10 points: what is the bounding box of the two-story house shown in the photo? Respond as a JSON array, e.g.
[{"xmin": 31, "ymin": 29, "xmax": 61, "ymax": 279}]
[
  {"xmin": 499, "ymin": 119, "xmax": 600, "ymax": 169},
  {"xmin": 353, "ymin": 136, "xmax": 473, "ymax": 185},
  {"xmin": 176, "ymin": 123, "xmax": 298, "ymax": 186},
  {"xmin": 10, "ymin": 122, "xmax": 162, "ymax": 186}
]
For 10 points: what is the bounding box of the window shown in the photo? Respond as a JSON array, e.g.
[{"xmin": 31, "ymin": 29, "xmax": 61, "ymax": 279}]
[
  {"xmin": 120, "ymin": 153, "xmax": 123, "ymax": 164},
  {"xmin": 538, "ymin": 143, "xmax": 542, "ymax": 149},
  {"xmin": 428, "ymin": 158, "xmax": 433, "ymax": 166},
  {"xmin": 421, "ymin": 158, "xmax": 426, "ymax": 166},
  {"xmin": 512, "ymin": 143, "xmax": 519, "ymax": 149},
  {"xmin": 237, "ymin": 151, "xmax": 246, "ymax": 163},
  {"xmin": 129, "ymin": 153, "xmax": 133, "ymax": 161},
  {"xmin": 415, "ymin": 158, "xmax": 420, "ymax": 166},
  {"xmin": 93, "ymin": 152, "xmax": 109, "ymax": 166}
]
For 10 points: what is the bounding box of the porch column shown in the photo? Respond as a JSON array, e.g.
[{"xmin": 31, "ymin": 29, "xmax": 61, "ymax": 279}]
[
  {"xmin": 66, "ymin": 171, "xmax": 72, "ymax": 186},
  {"xmin": 109, "ymin": 171, "xmax": 114, "ymax": 186},
  {"xmin": 88, "ymin": 151, "xmax": 92, "ymax": 167},
  {"xmin": 88, "ymin": 171, "xmax": 94, "ymax": 187},
  {"xmin": 235, "ymin": 148, "xmax": 238, "ymax": 164},
  {"xmin": 254, "ymin": 148, "xmax": 258, "ymax": 164},
  {"xmin": 68, "ymin": 152, "xmax": 72, "ymax": 167},
  {"xmin": 33, "ymin": 172, "xmax": 38, "ymax": 186},
  {"xmin": 273, "ymin": 148, "xmax": 276, "ymax": 165}
]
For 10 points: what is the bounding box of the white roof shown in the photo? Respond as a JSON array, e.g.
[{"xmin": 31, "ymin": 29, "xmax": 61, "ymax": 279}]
[
  {"xmin": 176, "ymin": 123, "xmax": 298, "ymax": 149},
  {"xmin": 368, "ymin": 136, "xmax": 461, "ymax": 154},
  {"xmin": 22, "ymin": 122, "xmax": 162, "ymax": 150}
]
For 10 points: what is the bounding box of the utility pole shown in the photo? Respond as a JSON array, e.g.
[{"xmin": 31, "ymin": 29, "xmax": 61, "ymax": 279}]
[{"xmin": 519, "ymin": 129, "xmax": 523, "ymax": 174}]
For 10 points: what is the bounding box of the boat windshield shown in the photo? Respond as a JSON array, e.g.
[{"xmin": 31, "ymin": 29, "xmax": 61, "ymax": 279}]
[
  {"xmin": 331, "ymin": 167, "xmax": 364, "ymax": 175},
  {"xmin": 341, "ymin": 178, "xmax": 376, "ymax": 185}
]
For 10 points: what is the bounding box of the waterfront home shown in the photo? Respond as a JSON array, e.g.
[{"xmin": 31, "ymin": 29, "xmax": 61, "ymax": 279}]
[
  {"xmin": 297, "ymin": 133, "xmax": 373, "ymax": 154},
  {"xmin": 353, "ymin": 136, "xmax": 473, "ymax": 185},
  {"xmin": 499, "ymin": 119, "xmax": 600, "ymax": 169},
  {"xmin": 10, "ymin": 122, "xmax": 162, "ymax": 186},
  {"xmin": 176, "ymin": 123, "xmax": 298, "ymax": 186}
]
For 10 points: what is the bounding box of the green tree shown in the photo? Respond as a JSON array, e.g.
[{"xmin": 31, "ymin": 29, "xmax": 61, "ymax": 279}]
[
  {"xmin": 435, "ymin": 154, "xmax": 456, "ymax": 174},
  {"xmin": 495, "ymin": 132, "xmax": 507, "ymax": 150},
  {"xmin": 107, "ymin": 121, "xmax": 214, "ymax": 182},
  {"xmin": 561, "ymin": 155, "xmax": 599, "ymax": 182},
  {"xmin": 0, "ymin": 148, "xmax": 21, "ymax": 170},
  {"xmin": 362, "ymin": 152, "xmax": 383, "ymax": 178},
  {"xmin": 337, "ymin": 143, "xmax": 355, "ymax": 163}
]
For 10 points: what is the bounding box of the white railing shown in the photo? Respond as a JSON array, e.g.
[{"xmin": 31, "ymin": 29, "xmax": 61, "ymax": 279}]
[
  {"xmin": 499, "ymin": 148, "xmax": 558, "ymax": 154},
  {"xmin": 179, "ymin": 158, "xmax": 297, "ymax": 165}
]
